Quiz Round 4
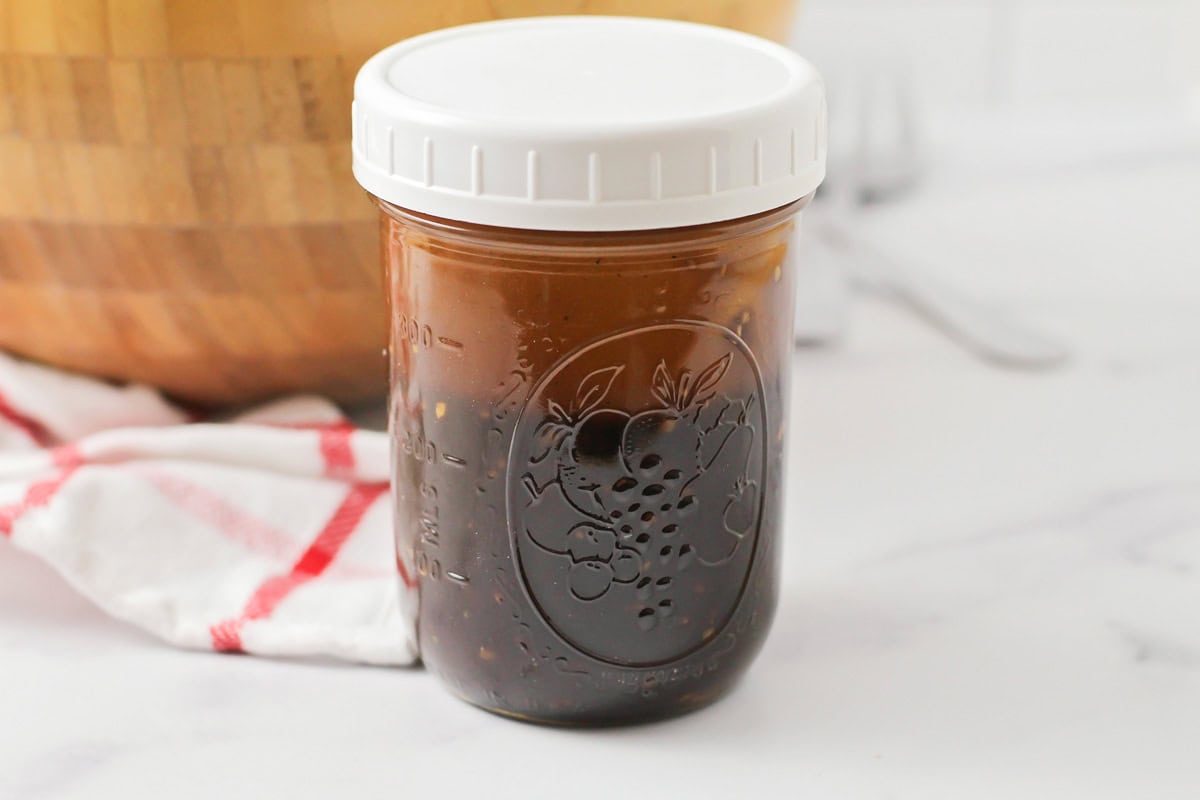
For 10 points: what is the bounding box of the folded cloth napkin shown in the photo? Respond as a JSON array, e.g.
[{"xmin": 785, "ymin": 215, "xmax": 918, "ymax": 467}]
[{"xmin": 0, "ymin": 353, "xmax": 417, "ymax": 666}]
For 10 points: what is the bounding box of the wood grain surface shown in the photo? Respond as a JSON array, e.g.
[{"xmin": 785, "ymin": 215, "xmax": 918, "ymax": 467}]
[{"xmin": 0, "ymin": 0, "xmax": 797, "ymax": 407}]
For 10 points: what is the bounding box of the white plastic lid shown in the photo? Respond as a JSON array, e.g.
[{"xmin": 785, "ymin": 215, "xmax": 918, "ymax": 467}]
[{"xmin": 352, "ymin": 16, "xmax": 826, "ymax": 232}]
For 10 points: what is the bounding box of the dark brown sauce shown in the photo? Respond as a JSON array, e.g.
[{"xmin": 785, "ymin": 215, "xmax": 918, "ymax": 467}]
[{"xmin": 384, "ymin": 200, "xmax": 804, "ymax": 724}]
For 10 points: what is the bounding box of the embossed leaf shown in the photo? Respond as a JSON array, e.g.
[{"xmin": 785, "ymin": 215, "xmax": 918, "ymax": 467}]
[
  {"xmin": 574, "ymin": 365, "xmax": 624, "ymax": 417},
  {"xmin": 677, "ymin": 369, "xmax": 695, "ymax": 409},
  {"xmin": 685, "ymin": 353, "xmax": 732, "ymax": 408},
  {"xmin": 547, "ymin": 399, "xmax": 569, "ymax": 423},
  {"xmin": 651, "ymin": 360, "xmax": 675, "ymax": 408}
]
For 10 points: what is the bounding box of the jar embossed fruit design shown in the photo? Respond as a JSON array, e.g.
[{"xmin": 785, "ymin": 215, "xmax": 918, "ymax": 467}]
[{"xmin": 511, "ymin": 323, "xmax": 767, "ymax": 667}]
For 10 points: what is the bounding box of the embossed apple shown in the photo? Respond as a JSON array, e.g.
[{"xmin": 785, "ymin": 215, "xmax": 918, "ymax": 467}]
[
  {"xmin": 528, "ymin": 366, "xmax": 629, "ymax": 520},
  {"xmin": 620, "ymin": 355, "xmax": 731, "ymax": 478}
]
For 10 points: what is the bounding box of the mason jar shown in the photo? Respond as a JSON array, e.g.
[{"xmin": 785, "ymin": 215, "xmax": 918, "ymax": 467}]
[{"xmin": 353, "ymin": 16, "xmax": 826, "ymax": 725}]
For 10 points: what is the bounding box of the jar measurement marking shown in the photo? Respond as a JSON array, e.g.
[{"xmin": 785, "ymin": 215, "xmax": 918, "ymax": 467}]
[
  {"xmin": 418, "ymin": 481, "xmax": 440, "ymax": 548},
  {"xmin": 441, "ymin": 452, "xmax": 467, "ymax": 468},
  {"xmin": 397, "ymin": 314, "xmax": 433, "ymax": 348},
  {"xmin": 397, "ymin": 314, "xmax": 464, "ymax": 355},
  {"xmin": 415, "ymin": 549, "xmax": 443, "ymax": 580},
  {"xmin": 419, "ymin": 515, "xmax": 439, "ymax": 546},
  {"xmin": 399, "ymin": 431, "xmax": 438, "ymax": 463}
]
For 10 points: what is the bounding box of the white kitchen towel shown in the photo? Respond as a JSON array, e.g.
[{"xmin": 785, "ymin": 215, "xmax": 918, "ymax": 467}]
[{"xmin": 0, "ymin": 353, "xmax": 417, "ymax": 666}]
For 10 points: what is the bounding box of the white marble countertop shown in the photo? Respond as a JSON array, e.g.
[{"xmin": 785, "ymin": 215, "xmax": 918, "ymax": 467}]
[{"xmin": 3, "ymin": 114, "xmax": 1199, "ymax": 799}]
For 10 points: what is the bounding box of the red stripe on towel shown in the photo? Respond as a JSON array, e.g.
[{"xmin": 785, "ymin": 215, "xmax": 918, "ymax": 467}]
[
  {"xmin": 318, "ymin": 422, "xmax": 357, "ymax": 479},
  {"xmin": 0, "ymin": 391, "xmax": 55, "ymax": 447},
  {"xmin": 0, "ymin": 445, "xmax": 82, "ymax": 537},
  {"xmin": 138, "ymin": 469, "xmax": 300, "ymax": 562},
  {"xmin": 396, "ymin": 551, "xmax": 416, "ymax": 590},
  {"xmin": 208, "ymin": 482, "xmax": 387, "ymax": 652}
]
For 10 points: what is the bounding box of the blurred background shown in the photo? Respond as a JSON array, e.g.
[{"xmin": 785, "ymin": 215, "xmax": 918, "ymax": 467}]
[
  {"xmin": 792, "ymin": 0, "xmax": 1200, "ymax": 359},
  {"xmin": 804, "ymin": 0, "xmax": 1200, "ymax": 110},
  {"xmin": 785, "ymin": 0, "xmax": 1200, "ymax": 588}
]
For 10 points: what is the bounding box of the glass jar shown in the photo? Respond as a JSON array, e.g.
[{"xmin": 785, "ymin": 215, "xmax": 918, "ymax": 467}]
[{"xmin": 353, "ymin": 17, "xmax": 825, "ymax": 725}]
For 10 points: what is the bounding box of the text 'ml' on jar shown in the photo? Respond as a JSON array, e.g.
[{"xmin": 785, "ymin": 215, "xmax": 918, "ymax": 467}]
[{"xmin": 352, "ymin": 16, "xmax": 826, "ymax": 725}]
